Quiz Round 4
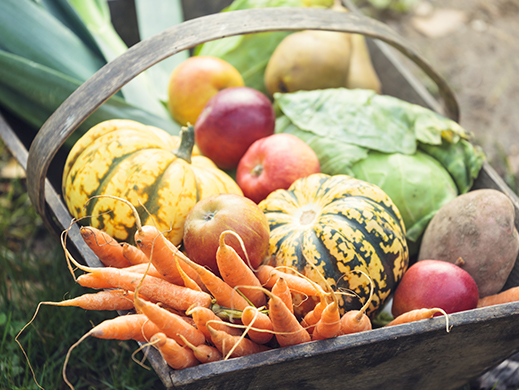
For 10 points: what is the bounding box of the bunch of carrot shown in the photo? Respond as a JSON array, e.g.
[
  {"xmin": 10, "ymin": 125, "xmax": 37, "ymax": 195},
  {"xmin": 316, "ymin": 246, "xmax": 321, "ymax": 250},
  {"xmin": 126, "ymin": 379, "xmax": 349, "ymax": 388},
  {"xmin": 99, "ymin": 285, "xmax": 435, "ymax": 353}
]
[
  {"xmin": 17, "ymin": 209, "xmax": 457, "ymax": 390},
  {"xmin": 67, "ymin": 222, "xmax": 455, "ymax": 361}
]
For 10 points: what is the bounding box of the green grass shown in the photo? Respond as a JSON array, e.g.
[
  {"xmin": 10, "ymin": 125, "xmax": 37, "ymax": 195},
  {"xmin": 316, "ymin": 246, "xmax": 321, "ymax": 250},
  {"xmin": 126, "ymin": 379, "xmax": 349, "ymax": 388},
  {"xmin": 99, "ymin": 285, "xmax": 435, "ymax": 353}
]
[{"xmin": 0, "ymin": 143, "xmax": 164, "ymax": 389}]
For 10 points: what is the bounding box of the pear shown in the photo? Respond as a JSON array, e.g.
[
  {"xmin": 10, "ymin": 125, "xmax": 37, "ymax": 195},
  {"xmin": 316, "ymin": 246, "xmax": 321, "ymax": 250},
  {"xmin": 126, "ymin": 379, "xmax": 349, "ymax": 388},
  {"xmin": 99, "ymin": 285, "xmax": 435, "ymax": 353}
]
[
  {"xmin": 345, "ymin": 33, "xmax": 382, "ymax": 93},
  {"xmin": 264, "ymin": 29, "xmax": 353, "ymax": 97},
  {"xmin": 331, "ymin": 0, "xmax": 382, "ymax": 93}
]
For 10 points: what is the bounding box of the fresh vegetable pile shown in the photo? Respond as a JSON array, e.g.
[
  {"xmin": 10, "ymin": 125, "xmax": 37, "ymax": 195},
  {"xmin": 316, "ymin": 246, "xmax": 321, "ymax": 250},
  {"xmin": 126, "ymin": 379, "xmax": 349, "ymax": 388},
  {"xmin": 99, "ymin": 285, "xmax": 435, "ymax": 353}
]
[{"xmin": 8, "ymin": 0, "xmax": 519, "ymax": 388}]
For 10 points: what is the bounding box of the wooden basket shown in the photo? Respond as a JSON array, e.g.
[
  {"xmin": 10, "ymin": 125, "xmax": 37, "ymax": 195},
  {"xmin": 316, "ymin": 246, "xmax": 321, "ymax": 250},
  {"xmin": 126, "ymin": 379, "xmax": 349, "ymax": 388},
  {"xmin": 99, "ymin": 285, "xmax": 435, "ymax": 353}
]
[{"xmin": 2, "ymin": 2, "xmax": 519, "ymax": 389}]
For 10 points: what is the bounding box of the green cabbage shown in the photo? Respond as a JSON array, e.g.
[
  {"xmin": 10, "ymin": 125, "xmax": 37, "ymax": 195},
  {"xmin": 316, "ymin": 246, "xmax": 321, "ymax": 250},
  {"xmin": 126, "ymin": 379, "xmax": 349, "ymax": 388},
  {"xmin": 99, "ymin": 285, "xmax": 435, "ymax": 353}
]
[
  {"xmin": 350, "ymin": 151, "xmax": 458, "ymax": 242},
  {"xmin": 274, "ymin": 88, "xmax": 485, "ymax": 247}
]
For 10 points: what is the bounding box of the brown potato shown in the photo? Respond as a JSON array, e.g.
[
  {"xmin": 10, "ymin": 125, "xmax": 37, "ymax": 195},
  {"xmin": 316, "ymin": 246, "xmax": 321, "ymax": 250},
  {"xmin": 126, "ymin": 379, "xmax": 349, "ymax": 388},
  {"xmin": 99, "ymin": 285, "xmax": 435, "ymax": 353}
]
[{"xmin": 418, "ymin": 189, "xmax": 519, "ymax": 298}]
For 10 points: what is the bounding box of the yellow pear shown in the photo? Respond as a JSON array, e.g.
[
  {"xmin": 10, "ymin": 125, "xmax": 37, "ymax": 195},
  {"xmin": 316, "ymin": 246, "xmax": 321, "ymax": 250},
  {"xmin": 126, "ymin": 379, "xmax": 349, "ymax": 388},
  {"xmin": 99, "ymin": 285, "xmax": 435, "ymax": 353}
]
[
  {"xmin": 330, "ymin": 0, "xmax": 382, "ymax": 93},
  {"xmin": 264, "ymin": 29, "xmax": 352, "ymax": 97},
  {"xmin": 345, "ymin": 33, "xmax": 382, "ymax": 93}
]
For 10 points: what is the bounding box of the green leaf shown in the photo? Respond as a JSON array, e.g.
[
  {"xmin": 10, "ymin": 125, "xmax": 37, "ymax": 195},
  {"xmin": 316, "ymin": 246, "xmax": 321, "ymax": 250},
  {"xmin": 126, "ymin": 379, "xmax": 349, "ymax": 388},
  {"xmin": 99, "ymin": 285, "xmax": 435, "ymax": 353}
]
[
  {"xmin": 275, "ymin": 115, "xmax": 367, "ymax": 175},
  {"xmin": 0, "ymin": 50, "xmax": 180, "ymax": 149},
  {"xmin": 275, "ymin": 89, "xmax": 418, "ymax": 154},
  {"xmin": 135, "ymin": 0, "xmax": 188, "ymax": 103},
  {"xmin": 66, "ymin": 0, "xmax": 126, "ymax": 62},
  {"xmin": 274, "ymin": 88, "xmax": 469, "ymax": 154},
  {"xmin": 67, "ymin": 0, "xmax": 170, "ymax": 119},
  {"xmin": 0, "ymin": 0, "xmax": 105, "ymax": 81},
  {"xmin": 420, "ymin": 139, "xmax": 486, "ymax": 194},
  {"xmin": 30, "ymin": 0, "xmax": 103, "ymax": 58}
]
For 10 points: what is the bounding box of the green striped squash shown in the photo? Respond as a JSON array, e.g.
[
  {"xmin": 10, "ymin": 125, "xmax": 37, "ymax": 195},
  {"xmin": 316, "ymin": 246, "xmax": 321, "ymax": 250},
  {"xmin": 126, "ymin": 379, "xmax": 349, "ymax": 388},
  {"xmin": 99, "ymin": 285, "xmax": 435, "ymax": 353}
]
[
  {"xmin": 62, "ymin": 119, "xmax": 242, "ymax": 246},
  {"xmin": 258, "ymin": 173, "xmax": 409, "ymax": 318}
]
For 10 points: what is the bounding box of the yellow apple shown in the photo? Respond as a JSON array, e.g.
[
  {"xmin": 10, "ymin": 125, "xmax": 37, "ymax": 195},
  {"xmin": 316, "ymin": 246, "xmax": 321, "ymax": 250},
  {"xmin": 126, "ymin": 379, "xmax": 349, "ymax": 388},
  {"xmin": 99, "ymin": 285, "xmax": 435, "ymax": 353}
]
[
  {"xmin": 182, "ymin": 193, "xmax": 270, "ymax": 275},
  {"xmin": 167, "ymin": 56, "xmax": 245, "ymax": 126}
]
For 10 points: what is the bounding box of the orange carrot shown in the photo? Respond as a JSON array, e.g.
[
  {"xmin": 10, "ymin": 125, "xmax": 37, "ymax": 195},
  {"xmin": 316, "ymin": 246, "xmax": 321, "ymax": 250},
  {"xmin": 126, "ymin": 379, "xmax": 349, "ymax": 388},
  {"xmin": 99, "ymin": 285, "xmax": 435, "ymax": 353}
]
[
  {"xmin": 339, "ymin": 271, "xmax": 374, "ymax": 335},
  {"xmin": 16, "ymin": 296, "xmax": 155, "ymax": 389},
  {"xmin": 68, "ymin": 254, "xmax": 212, "ymax": 311},
  {"xmin": 150, "ymin": 333, "xmax": 200, "ymax": 370},
  {"xmin": 271, "ymin": 276, "xmax": 293, "ymax": 315},
  {"xmin": 76, "ymin": 273, "xmax": 114, "ymax": 290},
  {"xmin": 339, "ymin": 309, "xmax": 372, "ymax": 335},
  {"xmin": 186, "ymin": 306, "xmax": 242, "ymax": 342},
  {"xmin": 101, "ymin": 269, "xmax": 212, "ymax": 310},
  {"xmin": 178, "ymin": 334, "xmax": 223, "ymax": 364},
  {"xmin": 257, "ymin": 265, "xmax": 323, "ymax": 297},
  {"xmin": 386, "ymin": 308, "xmax": 451, "ymax": 332},
  {"xmin": 133, "ymin": 292, "xmax": 206, "ymax": 347},
  {"xmin": 135, "ymin": 224, "xmax": 203, "ymax": 288},
  {"xmin": 176, "ymin": 259, "xmax": 202, "ymax": 292},
  {"xmin": 241, "ymin": 306, "xmax": 274, "ymax": 345},
  {"xmin": 124, "ymin": 263, "xmax": 168, "ymax": 280},
  {"xmin": 89, "ymin": 314, "xmax": 162, "ymax": 342},
  {"xmin": 207, "ymin": 322, "xmax": 270, "ymax": 359},
  {"xmin": 301, "ymin": 295, "xmax": 327, "ymax": 334},
  {"xmin": 264, "ymin": 288, "xmax": 311, "ymax": 347},
  {"xmin": 311, "ymin": 301, "xmax": 342, "ymax": 341},
  {"xmin": 477, "ymin": 286, "xmax": 519, "ymax": 307},
  {"xmin": 122, "ymin": 242, "xmax": 150, "ymax": 265},
  {"xmin": 216, "ymin": 230, "xmax": 266, "ymax": 308},
  {"xmin": 178, "ymin": 253, "xmax": 250, "ymax": 311},
  {"xmin": 80, "ymin": 226, "xmax": 131, "ymax": 268},
  {"xmin": 76, "ymin": 266, "xmax": 170, "ymax": 291},
  {"xmin": 39, "ymin": 290, "xmax": 135, "ymax": 311}
]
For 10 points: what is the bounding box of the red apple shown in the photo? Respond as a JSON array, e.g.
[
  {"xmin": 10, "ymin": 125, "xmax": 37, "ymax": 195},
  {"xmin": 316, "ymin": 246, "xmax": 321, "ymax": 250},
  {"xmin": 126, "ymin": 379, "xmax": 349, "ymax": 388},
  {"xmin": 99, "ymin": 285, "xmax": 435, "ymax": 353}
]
[
  {"xmin": 182, "ymin": 193, "xmax": 270, "ymax": 275},
  {"xmin": 392, "ymin": 259, "xmax": 479, "ymax": 318},
  {"xmin": 194, "ymin": 86, "xmax": 275, "ymax": 170},
  {"xmin": 236, "ymin": 133, "xmax": 321, "ymax": 204}
]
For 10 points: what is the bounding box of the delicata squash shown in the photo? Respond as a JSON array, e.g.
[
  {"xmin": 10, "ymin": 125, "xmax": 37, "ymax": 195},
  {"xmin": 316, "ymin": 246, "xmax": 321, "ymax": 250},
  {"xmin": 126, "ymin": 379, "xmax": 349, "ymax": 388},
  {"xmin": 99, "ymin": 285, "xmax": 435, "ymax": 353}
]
[
  {"xmin": 259, "ymin": 173, "xmax": 408, "ymax": 318},
  {"xmin": 62, "ymin": 119, "xmax": 242, "ymax": 245}
]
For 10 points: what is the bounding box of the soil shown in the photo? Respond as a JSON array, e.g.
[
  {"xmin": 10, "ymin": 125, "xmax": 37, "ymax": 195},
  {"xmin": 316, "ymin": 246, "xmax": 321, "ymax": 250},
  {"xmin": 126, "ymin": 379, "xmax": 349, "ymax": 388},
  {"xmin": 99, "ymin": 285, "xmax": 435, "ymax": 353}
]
[{"xmin": 372, "ymin": 0, "xmax": 519, "ymax": 190}]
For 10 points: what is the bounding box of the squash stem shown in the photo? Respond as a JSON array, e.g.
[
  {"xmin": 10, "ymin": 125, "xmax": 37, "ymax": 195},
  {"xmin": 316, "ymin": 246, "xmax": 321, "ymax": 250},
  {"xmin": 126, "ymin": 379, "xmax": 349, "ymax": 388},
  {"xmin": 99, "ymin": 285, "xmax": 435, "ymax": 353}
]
[{"xmin": 174, "ymin": 124, "xmax": 194, "ymax": 164}]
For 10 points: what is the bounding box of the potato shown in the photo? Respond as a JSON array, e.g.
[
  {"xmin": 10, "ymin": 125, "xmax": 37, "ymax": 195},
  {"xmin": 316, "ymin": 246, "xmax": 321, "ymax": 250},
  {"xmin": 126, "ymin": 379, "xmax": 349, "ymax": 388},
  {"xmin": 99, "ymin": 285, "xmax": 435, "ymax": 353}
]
[{"xmin": 418, "ymin": 189, "xmax": 519, "ymax": 298}]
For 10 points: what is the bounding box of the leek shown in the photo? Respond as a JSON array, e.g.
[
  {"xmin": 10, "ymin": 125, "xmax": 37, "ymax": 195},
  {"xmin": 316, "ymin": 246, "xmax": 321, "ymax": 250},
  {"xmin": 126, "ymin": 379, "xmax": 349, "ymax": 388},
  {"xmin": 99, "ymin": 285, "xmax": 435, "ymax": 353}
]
[
  {"xmin": 0, "ymin": 0, "xmax": 187, "ymax": 149},
  {"xmin": 66, "ymin": 0, "xmax": 170, "ymax": 118},
  {"xmin": 31, "ymin": 0, "xmax": 103, "ymax": 58},
  {"xmin": 0, "ymin": 51, "xmax": 180, "ymax": 148},
  {"xmin": 135, "ymin": 0, "xmax": 189, "ymax": 102},
  {"xmin": 0, "ymin": 0, "xmax": 104, "ymax": 81}
]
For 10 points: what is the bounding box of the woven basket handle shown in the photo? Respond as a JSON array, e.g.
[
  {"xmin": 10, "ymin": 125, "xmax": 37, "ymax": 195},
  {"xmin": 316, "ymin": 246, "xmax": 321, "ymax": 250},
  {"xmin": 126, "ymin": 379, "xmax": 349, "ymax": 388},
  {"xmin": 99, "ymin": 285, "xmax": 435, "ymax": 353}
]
[{"xmin": 27, "ymin": 6, "xmax": 459, "ymax": 221}]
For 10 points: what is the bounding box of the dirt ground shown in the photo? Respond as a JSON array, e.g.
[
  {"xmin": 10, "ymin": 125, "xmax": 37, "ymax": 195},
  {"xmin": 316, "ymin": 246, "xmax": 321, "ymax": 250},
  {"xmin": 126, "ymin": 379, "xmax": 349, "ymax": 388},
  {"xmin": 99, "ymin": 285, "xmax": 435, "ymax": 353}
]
[{"xmin": 374, "ymin": 0, "xmax": 519, "ymax": 189}]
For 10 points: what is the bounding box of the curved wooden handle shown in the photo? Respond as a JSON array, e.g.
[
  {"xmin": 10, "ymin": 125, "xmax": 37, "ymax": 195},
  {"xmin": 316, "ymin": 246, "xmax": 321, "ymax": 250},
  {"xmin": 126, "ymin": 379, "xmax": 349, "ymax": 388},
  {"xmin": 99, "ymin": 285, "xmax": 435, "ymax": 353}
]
[{"xmin": 26, "ymin": 6, "xmax": 459, "ymax": 220}]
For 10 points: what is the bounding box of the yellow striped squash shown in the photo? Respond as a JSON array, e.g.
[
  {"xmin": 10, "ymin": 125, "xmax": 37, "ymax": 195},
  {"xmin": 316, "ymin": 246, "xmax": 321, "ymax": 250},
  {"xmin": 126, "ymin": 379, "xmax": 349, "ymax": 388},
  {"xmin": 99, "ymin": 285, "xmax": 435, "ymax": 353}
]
[
  {"xmin": 258, "ymin": 173, "xmax": 408, "ymax": 318},
  {"xmin": 62, "ymin": 119, "xmax": 242, "ymax": 245}
]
